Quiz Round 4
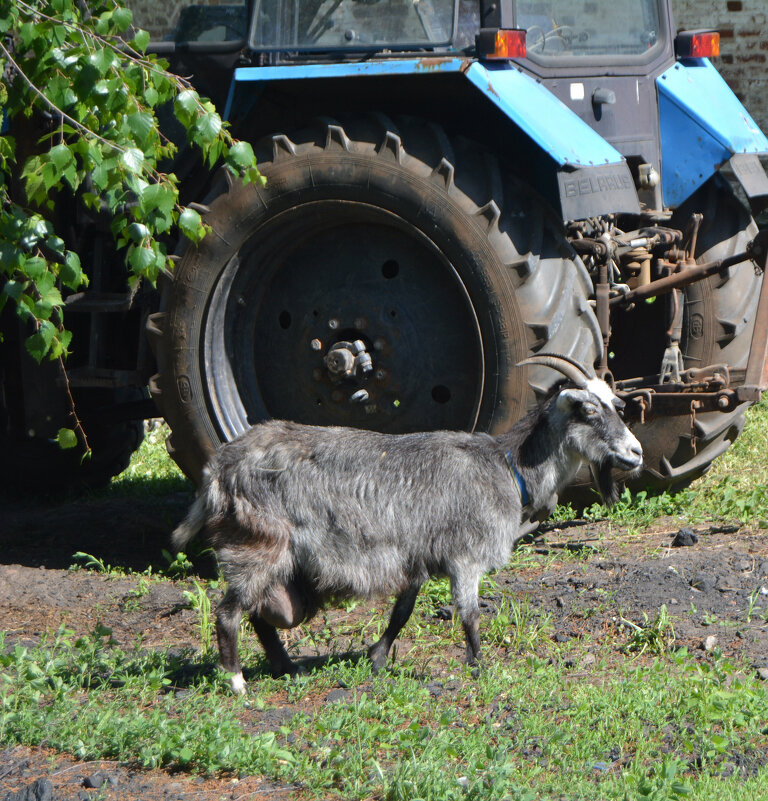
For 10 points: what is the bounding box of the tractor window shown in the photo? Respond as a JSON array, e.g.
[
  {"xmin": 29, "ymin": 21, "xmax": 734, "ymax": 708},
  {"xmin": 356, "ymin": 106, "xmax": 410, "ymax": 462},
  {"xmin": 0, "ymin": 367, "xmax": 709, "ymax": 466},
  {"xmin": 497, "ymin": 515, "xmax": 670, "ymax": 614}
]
[
  {"xmin": 125, "ymin": 1, "xmax": 248, "ymax": 43},
  {"xmin": 516, "ymin": 0, "xmax": 661, "ymax": 61},
  {"xmin": 250, "ymin": 0, "xmax": 457, "ymax": 51}
]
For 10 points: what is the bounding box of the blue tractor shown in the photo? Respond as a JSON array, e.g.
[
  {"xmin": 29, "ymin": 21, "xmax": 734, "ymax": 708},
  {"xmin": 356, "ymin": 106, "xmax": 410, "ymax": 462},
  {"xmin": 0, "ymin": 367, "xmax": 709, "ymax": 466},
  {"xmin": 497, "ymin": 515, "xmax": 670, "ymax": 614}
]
[{"xmin": 5, "ymin": 0, "xmax": 768, "ymax": 498}]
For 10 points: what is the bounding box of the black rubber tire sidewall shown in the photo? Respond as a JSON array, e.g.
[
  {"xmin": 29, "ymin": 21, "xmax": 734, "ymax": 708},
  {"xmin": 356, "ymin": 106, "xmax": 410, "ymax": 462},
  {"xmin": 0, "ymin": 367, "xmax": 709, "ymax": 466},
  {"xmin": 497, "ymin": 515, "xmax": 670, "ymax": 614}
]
[{"xmin": 152, "ymin": 119, "xmax": 601, "ymax": 482}]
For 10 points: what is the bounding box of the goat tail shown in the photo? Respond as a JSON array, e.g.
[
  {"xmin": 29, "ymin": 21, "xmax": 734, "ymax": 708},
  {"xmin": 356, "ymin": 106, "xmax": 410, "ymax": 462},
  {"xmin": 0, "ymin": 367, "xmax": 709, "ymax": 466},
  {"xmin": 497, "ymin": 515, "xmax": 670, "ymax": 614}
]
[
  {"xmin": 171, "ymin": 466, "xmax": 223, "ymax": 552},
  {"xmin": 171, "ymin": 492, "xmax": 207, "ymax": 552}
]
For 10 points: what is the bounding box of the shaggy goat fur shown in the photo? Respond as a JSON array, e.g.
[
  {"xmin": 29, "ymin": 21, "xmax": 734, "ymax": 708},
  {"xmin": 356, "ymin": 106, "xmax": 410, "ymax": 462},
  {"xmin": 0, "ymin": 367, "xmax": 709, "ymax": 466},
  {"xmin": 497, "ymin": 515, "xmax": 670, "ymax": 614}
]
[{"xmin": 173, "ymin": 374, "xmax": 642, "ymax": 692}]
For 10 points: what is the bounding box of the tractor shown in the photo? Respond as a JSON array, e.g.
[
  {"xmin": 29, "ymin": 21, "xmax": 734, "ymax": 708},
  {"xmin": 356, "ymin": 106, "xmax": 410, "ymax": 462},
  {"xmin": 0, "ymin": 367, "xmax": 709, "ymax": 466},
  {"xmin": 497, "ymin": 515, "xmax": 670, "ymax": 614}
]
[{"xmin": 4, "ymin": 0, "xmax": 768, "ymax": 500}]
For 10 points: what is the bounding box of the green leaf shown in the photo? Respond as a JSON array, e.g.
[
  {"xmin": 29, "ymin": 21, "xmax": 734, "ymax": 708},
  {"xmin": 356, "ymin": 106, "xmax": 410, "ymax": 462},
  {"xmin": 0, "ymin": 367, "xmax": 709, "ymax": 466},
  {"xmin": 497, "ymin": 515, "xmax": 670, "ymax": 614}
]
[
  {"xmin": 138, "ymin": 182, "xmax": 175, "ymax": 216},
  {"xmin": 128, "ymin": 244, "xmax": 155, "ymax": 275},
  {"xmin": 24, "ymin": 257, "xmax": 48, "ymax": 282},
  {"xmin": 174, "ymin": 89, "xmax": 198, "ymax": 126},
  {"xmin": 127, "ymin": 222, "xmax": 150, "ymax": 242},
  {"xmin": 195, "ymin": 112, "xmax": 222, "ymax": 145},
  {"xmin": 178, "ymin": 747, "xmax": 194, "ymax": 765},
  {"xmin": 133, "ymin": 29, "xmax": 150, "ymax": 54},
  {"xmin": 56, "ymin": 428, "xmax": 78, "ymax": 450},
  {"xmin": 227, "ymin": 140, "xmax": 256, "ymax": 169},
  {"xmin": 25, "ymin": 320, "xmax": 56, "ymax": 362},
  {"xmin": 90, "ymin": 47, "xmax": 116, "ymax": 76},
  {"xmin": 61, "ymin": 251, "xmax": 84, "ymax": 290},
  {"xmin": 73, "ymin": 63, "xmax": 100, "ymax": 100},
  {"xmin": 126, "ymin": 111, "xmax": 154, "ymax": 146},
  {"xmin": 144, "ymin": 86, "xmax": 158, "ymax": 107},
  {"xmin": 95, "ymin": 11, "xmax": 113, "ymax": 36},
  {"xmin": 2, "ymin": 280, "xmax": 26, "ymax": 301},
  {"xmin": 120, "ymin": 148, "xmax": 145, "ymax": 173},
  {"xmin": 48, "ymin": 144, "xmax": 79, "ymax": 190},
  {"xmin": 49, "ymin": 144, "xmax": 74, "ymax": 172},
  {"xmin": 178, "ymin": 207, "xmax": 204, "ymax": 241},
  {"xmin": 112, "ymin": 7, "xmax": 133, "ymax": 33}
]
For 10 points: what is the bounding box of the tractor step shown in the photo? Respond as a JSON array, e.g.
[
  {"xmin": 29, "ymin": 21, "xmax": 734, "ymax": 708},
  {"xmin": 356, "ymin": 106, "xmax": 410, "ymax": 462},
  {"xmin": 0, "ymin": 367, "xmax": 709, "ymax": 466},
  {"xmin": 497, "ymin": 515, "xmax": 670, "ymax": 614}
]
[{"xmin": 65, "ymin": 292, "xmax": 133, "ymax": 313}]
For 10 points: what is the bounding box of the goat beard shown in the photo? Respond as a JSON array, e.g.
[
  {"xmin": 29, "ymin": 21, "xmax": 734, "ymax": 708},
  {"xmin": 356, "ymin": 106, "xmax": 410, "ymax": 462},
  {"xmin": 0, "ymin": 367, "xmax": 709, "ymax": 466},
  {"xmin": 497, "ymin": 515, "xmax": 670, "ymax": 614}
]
[{"xmin": 591, "ymin": 462, "xmax": 621, "ymax": 506}]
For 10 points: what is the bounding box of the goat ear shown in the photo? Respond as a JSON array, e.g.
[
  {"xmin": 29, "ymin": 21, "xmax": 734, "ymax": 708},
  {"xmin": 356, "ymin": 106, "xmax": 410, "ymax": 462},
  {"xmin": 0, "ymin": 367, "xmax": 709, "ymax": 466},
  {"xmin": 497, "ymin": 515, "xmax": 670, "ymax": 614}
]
[{"xmin": 556, "ymin": 388, "xmax": 589, "ymax": 411}]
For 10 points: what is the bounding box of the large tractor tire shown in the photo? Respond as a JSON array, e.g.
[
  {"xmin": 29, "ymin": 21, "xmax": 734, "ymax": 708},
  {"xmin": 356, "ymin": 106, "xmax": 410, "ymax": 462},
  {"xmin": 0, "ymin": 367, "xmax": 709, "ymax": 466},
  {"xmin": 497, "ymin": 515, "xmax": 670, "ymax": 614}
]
[
  {"xmin": 148, "ymin": 115, "xmax": 602, "ymax": 482},
  {"xmin": 612, "ymin": 176, "xmax": 762, "ymax": 494}
]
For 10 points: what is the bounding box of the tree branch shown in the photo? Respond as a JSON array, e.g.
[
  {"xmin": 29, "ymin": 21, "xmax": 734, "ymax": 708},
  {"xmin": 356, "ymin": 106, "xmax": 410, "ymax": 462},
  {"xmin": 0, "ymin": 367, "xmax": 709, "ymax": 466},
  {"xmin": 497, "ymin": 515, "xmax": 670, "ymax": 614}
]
[{"xmin": 0, "ymin": 39, "xmax": 127, "ymax": 158}]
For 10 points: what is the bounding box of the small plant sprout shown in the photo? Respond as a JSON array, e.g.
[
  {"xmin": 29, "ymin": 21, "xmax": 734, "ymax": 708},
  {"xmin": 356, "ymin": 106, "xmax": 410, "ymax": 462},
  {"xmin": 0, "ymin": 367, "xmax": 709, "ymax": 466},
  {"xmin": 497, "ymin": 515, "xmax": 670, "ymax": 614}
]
[
  {"xmin": 183, "ymin": 580, "xmax": 215, "ymax": 654},
  {"xmin": 621, "ymin": 605, "xmax": 675, "ymax": 657},
  {"xmin": 71, "ymin": 552, "xmax": 113, "ymax": 575},
  {"xmin": 162, "ymin": 549, "xmax": 194, "ymax": 578},
  {"xmin": 745, "ymin": 588, "xmax": 765, "ymax": 623}
]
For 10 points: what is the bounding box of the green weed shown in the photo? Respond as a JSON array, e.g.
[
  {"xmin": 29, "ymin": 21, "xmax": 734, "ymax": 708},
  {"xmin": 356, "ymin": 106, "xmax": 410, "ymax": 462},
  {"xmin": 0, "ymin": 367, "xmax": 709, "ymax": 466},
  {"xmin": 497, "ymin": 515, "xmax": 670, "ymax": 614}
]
[
  {"xmin": 487, "ymin": 595, "xmax": 553, "ymax": 652},
  {"xmin": 70, "ymin": 551, "xmax": 117, "ymax": 575},
  {"xmin": 621, "ymin": 604, "xmax": 675, "ymax": 657},
  {"xmin": 182, "ymin": 580, "xmax": 217, "ymax": 654},
  {"xmin": 162, "ymin": 548, "xmax": 194, "ymax": 579}
]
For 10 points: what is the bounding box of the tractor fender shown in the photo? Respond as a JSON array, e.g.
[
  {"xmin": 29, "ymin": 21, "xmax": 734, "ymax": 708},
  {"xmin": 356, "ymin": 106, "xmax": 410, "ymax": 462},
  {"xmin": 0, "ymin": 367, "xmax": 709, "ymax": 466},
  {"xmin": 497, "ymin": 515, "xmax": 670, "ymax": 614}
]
[
  {"xmin": 657, "ymin": 58, "xmax": 768, "ymax": 208},
  {"xmin": 225, "ymin": 57, "xmax": 640, "ymax": 222}
]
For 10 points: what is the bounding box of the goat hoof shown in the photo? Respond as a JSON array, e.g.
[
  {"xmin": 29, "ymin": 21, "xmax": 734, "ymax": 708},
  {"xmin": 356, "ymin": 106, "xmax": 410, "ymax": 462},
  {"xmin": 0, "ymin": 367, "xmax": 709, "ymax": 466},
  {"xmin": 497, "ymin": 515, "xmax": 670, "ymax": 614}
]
[
  {"xmin": 368, "ymin": 648, "xmax": 388, "ymax": 674},
  {"xmin": 230, "ymin": 671, "xmax": 247, "ymax": 695}
]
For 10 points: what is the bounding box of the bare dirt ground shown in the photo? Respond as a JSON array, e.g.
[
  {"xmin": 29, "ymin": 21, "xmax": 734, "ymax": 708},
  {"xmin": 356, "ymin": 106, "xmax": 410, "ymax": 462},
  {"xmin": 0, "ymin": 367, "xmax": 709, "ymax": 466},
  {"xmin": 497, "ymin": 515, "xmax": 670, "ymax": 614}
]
[{"xmin": 1, "ymin": 490, "xmax": 767, "ymax": 800}]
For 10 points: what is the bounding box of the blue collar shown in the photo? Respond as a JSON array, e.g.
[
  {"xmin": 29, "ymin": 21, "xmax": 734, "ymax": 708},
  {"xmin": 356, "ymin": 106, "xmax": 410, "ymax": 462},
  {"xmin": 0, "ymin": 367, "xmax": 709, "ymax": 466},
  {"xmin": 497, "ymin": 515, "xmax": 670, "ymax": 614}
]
[{"xmin": 504, "ymin": 451, "xmax": 530, "ymax": 508}]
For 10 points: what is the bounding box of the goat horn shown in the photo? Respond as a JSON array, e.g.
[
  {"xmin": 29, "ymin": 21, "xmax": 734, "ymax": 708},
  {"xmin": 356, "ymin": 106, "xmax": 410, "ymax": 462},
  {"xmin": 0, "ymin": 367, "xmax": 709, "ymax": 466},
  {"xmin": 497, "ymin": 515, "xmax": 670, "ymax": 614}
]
[{"xmin": 517, "ymin": 354, "xmax": 593, "ymax": 388}]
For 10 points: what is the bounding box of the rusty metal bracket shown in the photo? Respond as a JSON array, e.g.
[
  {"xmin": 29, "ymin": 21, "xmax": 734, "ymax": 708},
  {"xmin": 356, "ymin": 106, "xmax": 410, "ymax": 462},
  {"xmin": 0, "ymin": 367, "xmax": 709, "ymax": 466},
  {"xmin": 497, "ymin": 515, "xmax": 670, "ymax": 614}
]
[
  {"xmin": 690, "ymin": 399, "xmax": 702, "ymax": 454},
  {"xmin": 610, "ymin": 229, "xmax": 768, "ymax": 309},
  {"xmin": 617, "ymin": 389, "xmax": 743, "ymax": 421}
]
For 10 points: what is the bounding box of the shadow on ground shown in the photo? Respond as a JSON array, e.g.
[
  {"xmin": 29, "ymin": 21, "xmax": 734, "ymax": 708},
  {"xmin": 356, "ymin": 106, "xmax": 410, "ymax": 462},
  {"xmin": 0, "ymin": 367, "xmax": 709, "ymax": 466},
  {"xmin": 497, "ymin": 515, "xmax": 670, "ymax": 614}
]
[{"xmin": 0, "ymin": 486, "xmax": 196, "ymax": 573}]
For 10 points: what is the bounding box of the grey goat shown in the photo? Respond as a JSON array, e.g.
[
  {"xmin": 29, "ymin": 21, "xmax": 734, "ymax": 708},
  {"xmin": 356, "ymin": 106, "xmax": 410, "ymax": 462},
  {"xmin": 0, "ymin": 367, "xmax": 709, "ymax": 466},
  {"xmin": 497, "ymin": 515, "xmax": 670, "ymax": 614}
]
[{"xmin": 172, "ymin": 355, "xmax": 642, "ymax": 692}]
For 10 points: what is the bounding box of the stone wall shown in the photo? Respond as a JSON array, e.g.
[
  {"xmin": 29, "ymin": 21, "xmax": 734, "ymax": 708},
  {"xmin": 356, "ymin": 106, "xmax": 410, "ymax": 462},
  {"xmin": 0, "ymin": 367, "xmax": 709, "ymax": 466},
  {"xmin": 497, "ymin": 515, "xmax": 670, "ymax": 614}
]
[{"xmin": 672, "ymin": 0, "xmax": 768, "ymax": 132}]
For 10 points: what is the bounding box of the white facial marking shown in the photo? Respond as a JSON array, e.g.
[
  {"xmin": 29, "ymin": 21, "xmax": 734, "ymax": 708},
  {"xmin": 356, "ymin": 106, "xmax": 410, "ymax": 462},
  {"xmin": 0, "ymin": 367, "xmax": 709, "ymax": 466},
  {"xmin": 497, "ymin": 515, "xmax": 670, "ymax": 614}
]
[
  {"xmin": 230, "ymin": 671, "xmax": 247, "ymax": 695},
  {"xmin": 585, "ymin": 377, "xmax": 617, "ymax": 407}
]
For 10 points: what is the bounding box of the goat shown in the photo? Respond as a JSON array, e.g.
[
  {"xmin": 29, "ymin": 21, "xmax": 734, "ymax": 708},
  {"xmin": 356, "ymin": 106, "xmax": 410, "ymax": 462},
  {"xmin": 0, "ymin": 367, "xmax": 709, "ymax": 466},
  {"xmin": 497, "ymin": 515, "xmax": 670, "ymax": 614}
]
[{"xmin": 172, "ymin": 355, "xmax": 642, "ymax": 692}]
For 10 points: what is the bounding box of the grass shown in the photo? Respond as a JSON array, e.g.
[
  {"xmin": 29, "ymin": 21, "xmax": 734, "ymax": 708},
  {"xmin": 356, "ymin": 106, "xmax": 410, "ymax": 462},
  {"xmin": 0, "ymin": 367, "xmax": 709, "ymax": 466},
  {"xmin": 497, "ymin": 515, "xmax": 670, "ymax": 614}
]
[
  {"xmin": 1, "ymin": 627, "xmax": 767, "ymax": 800},
  {"xmin": 108, "ymin": 421, "xmax": 192, "ymax": 497},
  {"xmin": 2, "ymin": 409, "xmax": 768, "ymax": 798}
]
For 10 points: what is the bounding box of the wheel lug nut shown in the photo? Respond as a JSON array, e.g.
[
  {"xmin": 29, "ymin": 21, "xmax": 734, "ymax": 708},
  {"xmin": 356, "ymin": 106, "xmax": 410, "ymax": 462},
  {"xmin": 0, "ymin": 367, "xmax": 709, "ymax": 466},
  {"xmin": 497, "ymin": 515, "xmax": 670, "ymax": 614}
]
[
  {"xmin": 310, "ymin": 338, "xmax": 322, "ymax": 351},
  {"xmin": 354, "ymin": 317, "xmax": 366, "ymax": 330},
  {"xmin": 328, "ymin": 318, "xmax": 340, "ymax": 330}
]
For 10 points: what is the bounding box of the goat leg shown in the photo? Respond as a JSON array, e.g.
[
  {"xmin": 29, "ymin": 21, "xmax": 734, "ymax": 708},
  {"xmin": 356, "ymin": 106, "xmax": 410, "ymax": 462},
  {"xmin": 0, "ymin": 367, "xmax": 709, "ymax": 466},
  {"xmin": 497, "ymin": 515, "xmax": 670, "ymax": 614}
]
[
  {"xmin": 450, "ymin": 571, "xmax": 482, "ymax": 666},
  {"xmin": 459, "ymin": 608, "xmax": 482, "ymax": 666},
  {"xmin": 368, "ymin": 583, "xmax": 421, "ymax": 672},
  {"xmin": 216, "ymin": 589, "xmax": 247, "ymax": 694},
  {"xmin": 249, "ymin": 613, "xmax": 299, "ymax": 678}
]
